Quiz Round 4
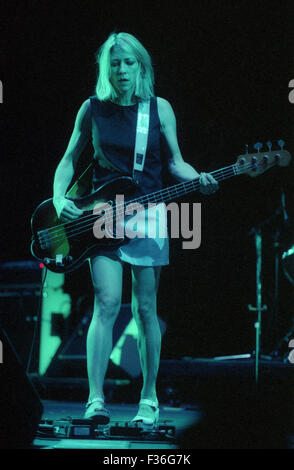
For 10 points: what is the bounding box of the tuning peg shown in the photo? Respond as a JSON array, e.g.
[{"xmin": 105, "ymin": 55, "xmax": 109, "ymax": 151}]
[
  {"xmin": 245, "ymin": 144, "xmax": 249, "ymax": 154},
  {"xmin": 253, "ymin": 142, "xmax": 263, "ymax": 152},
  {"xmin": 266, "ymin": 141, "xmax": 272, "ymax": 151},
  {"xmin": 277, "ymin": 139, "xmax": 285, "ymax": 150}
]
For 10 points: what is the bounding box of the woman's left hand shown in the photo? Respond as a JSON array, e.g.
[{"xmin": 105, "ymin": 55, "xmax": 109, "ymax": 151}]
[{"xmin": 199, "ymin": 172, "xmax": 219, "ymax": 195}]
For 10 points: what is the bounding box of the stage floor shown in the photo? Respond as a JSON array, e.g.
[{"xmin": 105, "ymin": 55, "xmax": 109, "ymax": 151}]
[
  {"xmin": 32, "ymin": 400, "xmax": 201, "ymax": 449},
  {"xmin": 31, "ymin": 398, "xmax": 294, "ymax": 450},
  {"xmin": 29, "ymin": 357, "xmax": 294, "ymax": 449}
]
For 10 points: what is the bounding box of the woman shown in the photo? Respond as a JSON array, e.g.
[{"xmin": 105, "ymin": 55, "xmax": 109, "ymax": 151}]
[{"xmin": 53, "ymin": 32, "xmax": 218, "ymax": 428}]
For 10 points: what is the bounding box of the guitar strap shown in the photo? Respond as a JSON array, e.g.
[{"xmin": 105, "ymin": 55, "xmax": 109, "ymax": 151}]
[
  {"xmin": 133, "ymin": 99, "xmax": 151, "ymax": 184},
  {"xmin": 67, "ymin": 99, "xmax": 151, "ymax": 197}
]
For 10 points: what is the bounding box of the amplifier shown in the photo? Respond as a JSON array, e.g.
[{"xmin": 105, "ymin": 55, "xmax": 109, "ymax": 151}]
[
  {"xmin": 0, "ymin": 260, "xmax": 43, "ymax": 371},
  {"xmin": 0, "ymin": 260, "xmax": 43, "ymax": 293}
]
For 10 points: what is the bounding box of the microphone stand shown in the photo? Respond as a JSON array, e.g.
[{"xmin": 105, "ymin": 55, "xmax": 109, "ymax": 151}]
[
  {"xmin": 214, "ymin": 208, "xmax": 284, "ymax": 384},
  {"xmin": 248, "ymin": 207, "xmax": 287, "ymax": 383},
  {"xmin": 270, "ymin": 228, "xmax": 282, "ymax": 355},
  {"xmin": 248, "ymin": 227, "xmax": 267, "ymax": 383}
]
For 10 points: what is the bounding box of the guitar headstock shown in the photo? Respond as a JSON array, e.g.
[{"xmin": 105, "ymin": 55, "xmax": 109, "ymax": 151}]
[{"xmin": 235, "ymin": 140, "xmax": 292, "ymax": 177}]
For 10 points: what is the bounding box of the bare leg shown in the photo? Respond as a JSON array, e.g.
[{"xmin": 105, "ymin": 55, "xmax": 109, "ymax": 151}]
[
  {"xmin": 131, "ymin": 265, "xmax": 162, "ymax": 419},
  {"xmin": 87, "ymin": 255, "xmax": 123, "ymax": 402}
]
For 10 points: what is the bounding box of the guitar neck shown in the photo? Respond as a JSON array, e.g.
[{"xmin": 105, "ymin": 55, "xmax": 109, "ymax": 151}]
[{"xmin": 133, "ymin": 163, "xmax": 238, "ymax": 208}]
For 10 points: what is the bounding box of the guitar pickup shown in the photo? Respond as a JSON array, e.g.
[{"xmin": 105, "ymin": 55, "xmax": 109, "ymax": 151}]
[{"xmin": 38, "ymin": 229, "xmax": 51, "ymax": 249}]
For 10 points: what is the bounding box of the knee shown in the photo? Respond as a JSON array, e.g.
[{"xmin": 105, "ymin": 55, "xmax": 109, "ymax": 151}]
[
  {"xmin": 94, "ymin": 292, "xmax": 121, "ymax": 324},
  {"xmin": 132, "ymin": 297, "xmax": 157, "ymax": 327}
]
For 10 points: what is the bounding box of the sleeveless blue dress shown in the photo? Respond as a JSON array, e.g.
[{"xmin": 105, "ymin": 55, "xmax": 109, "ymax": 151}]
[{"xmin": 89, "ymin": 96, "xmax": 169, "ymax": 266}]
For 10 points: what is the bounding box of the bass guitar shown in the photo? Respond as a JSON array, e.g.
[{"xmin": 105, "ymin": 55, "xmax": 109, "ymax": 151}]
[{"xmin": 31, "ymin": 142, "xmax": 291, "ymax": 273}]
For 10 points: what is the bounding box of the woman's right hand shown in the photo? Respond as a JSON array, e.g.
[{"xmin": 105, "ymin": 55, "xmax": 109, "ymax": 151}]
[{"xmin": 53, "ymin": 196, "xmax": 84, "ymax": 221}]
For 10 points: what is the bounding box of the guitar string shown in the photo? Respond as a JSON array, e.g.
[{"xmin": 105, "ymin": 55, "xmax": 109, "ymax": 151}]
[
  {"xmin": 38, "ymin": 160, "xmax": 270, "ymax": 245},
  {"xmin": 38, "ymin": 152, "xmax": 284, "ymax": 242},
  {"xmin": 39, "ymin": 157, "xmax": 277, "ymax": 243},
  {"xmin": 39, "ymin": 163, "xmax": 237, "ymax": 237},
  {"xmin": 38, "ymin": 162, "xmax": 241, "ymax": 242},
  {"xmin": 39, "ymin": 161, "xmax": 260, "ymax": 245},
  {"xmin": 39, "ymin": 164, "xmax": 238, "ymax": 243}
]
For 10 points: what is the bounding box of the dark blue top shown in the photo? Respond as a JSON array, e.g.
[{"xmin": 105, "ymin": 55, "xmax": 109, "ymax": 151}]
[{"xmin": 89, "ymin": 96, "xmax": 163, "ymax": 197}]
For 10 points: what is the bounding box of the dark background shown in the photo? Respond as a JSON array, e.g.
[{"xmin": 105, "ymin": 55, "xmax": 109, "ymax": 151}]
[{"xmin": 1, "ymin": 0, "xmax": 294, "ymax": 360}]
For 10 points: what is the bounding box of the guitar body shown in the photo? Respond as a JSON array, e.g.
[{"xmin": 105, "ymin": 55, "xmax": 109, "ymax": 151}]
[{"xmin": 31, "ymin": 176, "xmax": 137, "ymax": 273}]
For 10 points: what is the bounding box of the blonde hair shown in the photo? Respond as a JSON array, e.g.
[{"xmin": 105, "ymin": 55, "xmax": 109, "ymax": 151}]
[{"xmin": 95, "ymin": 32, "xmax": 155, "ymax": 102}]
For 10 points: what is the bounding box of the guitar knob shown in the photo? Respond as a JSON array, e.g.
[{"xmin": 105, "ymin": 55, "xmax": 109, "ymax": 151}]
[
  {"xmin": 277, "ymin": 139, "xmax": 285, "ymax": 150},
  {"xmin": 263, "ymin": 155, "xmax": 269, "ymax": 167},
  {"xmin": 275, "ymin": 154, "xmax": 281, "ymax": 162},
  {"xmin": 266, "ymin": 141, "xmax": 272, "ymax": 151},
  {"xmin": 253, "ymin": 142, "xmax": 263, "ymax": 152},
  {"xmin": 251, "ymin": 156, "xmax": 258, "ymax": 170}
]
